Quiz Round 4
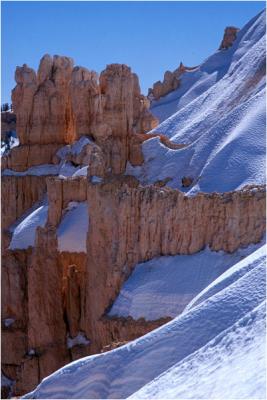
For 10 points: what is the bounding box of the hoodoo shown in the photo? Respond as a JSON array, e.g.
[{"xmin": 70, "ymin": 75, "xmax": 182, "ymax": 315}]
[{"xmin": 1, "ymin": 8, "xmax": 266, "ymax": 399}]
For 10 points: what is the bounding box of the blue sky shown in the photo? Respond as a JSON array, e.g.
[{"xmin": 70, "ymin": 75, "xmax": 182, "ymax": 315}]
[{"xmin": 1, "ymin": 1, "xmax": 265, "ymax": 104}]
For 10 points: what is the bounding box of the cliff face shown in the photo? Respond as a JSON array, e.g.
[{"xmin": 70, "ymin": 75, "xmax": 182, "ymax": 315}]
[
  {"xmin": 10, "ymin": 55, "xmax": 158, "ymax": 174},
  {"xmin": 1, "ymin": 52, "xmax": 266, "ymax": 397}
]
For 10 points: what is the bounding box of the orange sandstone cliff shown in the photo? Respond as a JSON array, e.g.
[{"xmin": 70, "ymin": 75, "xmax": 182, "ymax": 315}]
[{"xmin": 1, "ymin": 54, "xmax": 265, "ymax": 397}]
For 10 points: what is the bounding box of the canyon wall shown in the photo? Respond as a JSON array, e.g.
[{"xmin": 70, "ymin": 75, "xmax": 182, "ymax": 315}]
[
  {"xmin": 83, "ymin": 179, "xmax": 266, "ymax": 350},
  {"xmin": 1, "ymin": 52, "xmax": 265, "ymax": 397}
]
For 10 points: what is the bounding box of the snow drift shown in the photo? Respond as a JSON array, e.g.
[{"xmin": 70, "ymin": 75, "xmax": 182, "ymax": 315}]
[
  {"xmin": 23, "ymin": 245, "xmax": 266, "ymax": 399},
  {"xmin": 109, "ymin": 241, "xmax": 263, "ymax": 320}
]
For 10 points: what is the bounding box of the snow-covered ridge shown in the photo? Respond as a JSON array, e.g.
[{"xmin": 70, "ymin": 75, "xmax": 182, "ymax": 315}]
[
  {"xmin": 23, "ymin": 245, "xmax": 266, "ymax": 399},
  {"xmin": 127, "ymin": 10, "xmax": 266, "ymax": 194}
]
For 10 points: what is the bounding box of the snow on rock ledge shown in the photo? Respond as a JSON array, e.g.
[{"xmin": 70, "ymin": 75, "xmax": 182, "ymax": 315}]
[
  {"xmin": 9, "ymin": 204, "xmax": 48, "ymax": 250},
  {"xmin": 109, "ymin": 242, "xmax": 264, "ymax": 321},
  {"xmin": 57, "ymin": 202, "xmax": 89, "ymax": 253}
]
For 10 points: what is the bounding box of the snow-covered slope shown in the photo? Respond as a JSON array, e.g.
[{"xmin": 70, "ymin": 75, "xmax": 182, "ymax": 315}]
[
  {"xmin": 24, "ymin": 245, "xmax": 266, "ymax": 399},
  {"xmin": 108, "ymin": 241, "xmax": 263, "ymax": 320},
  {"xmin": 127, "ymin": 10, "xmax": 266, "ymax": 194},
  {"xmin": 130, "ymin": 301, "xmax": 266, "ymax": 400}
]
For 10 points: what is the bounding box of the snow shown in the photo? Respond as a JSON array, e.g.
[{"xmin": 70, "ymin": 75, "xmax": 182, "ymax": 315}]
[
  {"xmin": 127, "ymin": 10, "xmax": 266, "ymax": 194},
  {"xmin": 3, "ymin": 318, "xmax": 15, "ymax": 328},
  {"xmin": 90, "ymin": 175, "xmax": 103, "ymax": 184},
  {"xmin": 2, "ymin": 161, "xmax": 80, "ymax": 177},
  {"xmin": 72, "ymin": 166, "xmax": 88, "ymax": 177},
  {"xmin": 67, "ymin": 332, "xmax": 90, "ymax": 349},
  {"xmin": 23, "ymin": 245, "xmax": 266, "ymax": 399},
  {"xmin": 9, "ymin": 204, "xmax": 48, "ymax": 250},
  {"xmin": 1, "ymin": 136, "xmax": 19, "ymax": 156},
  {"xmin": 56, "ymin": 136, "xmax": 93, "ymax": 160},
  {"xmin": 2, "ymin": 136, "xmax": 94, "ymax": 177},
  {"xmin": 108, "ymin": 241, "xmax": 263, "ymax": 320},
  {"xmin": 130, "ymin": 301, "xmax": 266, "ymax": 400},
  {"xmin": 185, "ymin": 244, "xmax": 266, "ymax": 312},
  {"xmin": 57, "ymin": 202, "xmax": 89, "ymax": 253},
  {"xmin": 1, "ymin": 372, "xmax": 14, "ymax": 394}
]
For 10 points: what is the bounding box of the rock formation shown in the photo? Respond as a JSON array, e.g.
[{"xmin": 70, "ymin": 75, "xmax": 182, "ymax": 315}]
[
  {"xmin": 148, "ymin": 62, "xmax": 199, "ymax": 100},
  {"xmin": 1, "ymin": 53, "xmax": 266, "ymax": 397},
  {"xmin": 219, "ymin": 26, "xmax": 239, "ymax": 50},
  {"xmin": 148, "ymin": 26, "xmax": 240, "ymax": 102},
  {"xmin": 10, "ymin": 55, "xmax": 158, "ymax": 174}
]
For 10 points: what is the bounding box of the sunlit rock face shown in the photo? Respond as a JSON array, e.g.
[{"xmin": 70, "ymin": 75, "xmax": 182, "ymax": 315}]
[
  {"xmin": 11, "ymin": 55, "xmax": 158, "ymax": 174},
  {"xmin": 219, "ymin": 26, "xmax": 240, "ymax": 50}
]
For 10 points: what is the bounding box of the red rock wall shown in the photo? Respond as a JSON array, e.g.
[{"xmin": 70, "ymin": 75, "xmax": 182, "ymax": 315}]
[
  {"xmin": 82, "ymin": 179, "xmax": 265, "ymax": 350},
  {"xmin": 11, "ymin": 55, "xmax": 158, "ymax": 174},
  {"xmin": 1, "ymin": 175, "xmax": 48, "ymax": 231}
]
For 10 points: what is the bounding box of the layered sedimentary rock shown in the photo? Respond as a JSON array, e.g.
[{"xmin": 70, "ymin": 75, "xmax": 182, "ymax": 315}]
[
  {"xmin": 1, "ymin": 175, "xmax": 47, "ymax": 231},
  {"xmin": 1, "ymin": 144, "xmax": 62, "ymax": 171},
  {"xmin": 84, "ymin": 179, "xmax": 266, "ymax": 350},
  {"xmin": 10, "ymin": 55, "xmax": 158, "ymax": 174},
  {"xmin": 148, "ymin": 62, "xmax": 199, "ymax": 100},
  {"xmin": 2, "ymin": 51, "xmax": 266, "ymax": 397},
  {"xmin": 2, "ymin": 176, "xmax": 266, "ymax": 395},
  {"xmin": 12, "ymin": 55, "xmax": 75, "ymax": 145},
  {"xmin": 219, "ymin": 26, "xmax": 240, "ymax": 50},
  {"xmin": 148, "ymin": 62, "xmax": 185, "ymax": 100}
]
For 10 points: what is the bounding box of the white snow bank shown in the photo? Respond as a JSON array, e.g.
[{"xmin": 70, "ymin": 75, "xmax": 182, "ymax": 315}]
[
  {"xmin": 129, "ymin": 10, "xmax": 266, "ymax": 194},
  {"xmin": 1, "ymin": 372, "xmax": 14, "ymax": 394},
  {"xmin": 3, "ymin": 318, "xmax": 15, "ymax": 328},
  {"xmin": 56, "ymin": 136, "xmax": 93, "ymax": 160},
  {"xmin": 57, "ymin": 202, "xmax": 89, "ymax": 253},
  {"xmin": 67, "ymin": 332, "xmax": 90, "ymax": 349},
  {"xmin": 109, "ymin": 241, "xmax": 263, "ymax": 320},
  {"xmin": 72, "ymin": 166, "xmax": 88, "ymax": 177},
  {"xmin": 90, "ymin": 175, "xmax": 103, "ymax": 184},
  {"xmin": 185, "ymin": 244, "xmax": 266, "ymax": 312},
  {"xmin": 23, "ymin": 245, "xmax": 266, "ymax": 399},
  {"xmin": 2, "ymin": 161, "xmax": 80, "ymax": 177},
  {"xmin": 130, "ymin": 301, "xmax": 266, "ymax": 400},
  {"xmin": 9, "ymin": 204, "xmax": 48, "ymax": 250}
]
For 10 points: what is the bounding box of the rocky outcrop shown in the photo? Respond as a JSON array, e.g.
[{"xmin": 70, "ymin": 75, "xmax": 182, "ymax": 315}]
[
  {"xmin": 129, "ymin": 132, "xmax": 188, "ymax": 166},
  {"xmin": 12, "ymin": 55, "xmax": 75, "ymax": 145},
  {"xmin": 1, "ymin": 144, "xmax": 62, "ymax": 171},
  {"xmin": 2, "ymin": 52, "xmax": 265, "ymax": 398},
  {"xmin": 148, "ymin": 25, "xmax": 239, "ymax": 101},
  {"xmin": 100, "ymin": 316, "xmax": 171, "ymax": 352},
  {"xmin": 84, "ymin": 179, "xmax": 265, "ymax": 351},
  {"xmin": 10, "ymin": 55, "xmax": 158, "ymax": 174},
  {"xmin": 2, "ymin": 174, "xmax": 265, "ymax": 395},
  {"xmin": 148, "ymin": 63, "xmax": 198, "ymax": 100},
  {"xmin": 219, "ymin": 26, "xmax": 239, "ymax": 50}
]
